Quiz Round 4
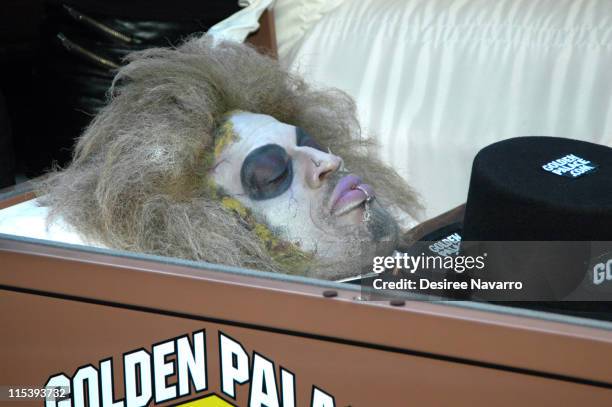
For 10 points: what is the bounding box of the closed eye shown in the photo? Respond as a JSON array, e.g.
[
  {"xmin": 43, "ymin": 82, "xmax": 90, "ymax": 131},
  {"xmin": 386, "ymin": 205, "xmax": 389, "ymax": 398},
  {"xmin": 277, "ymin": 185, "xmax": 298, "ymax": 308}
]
[
  {"xmin": 240, "ymin": 144, "xmax": 293, "ymax": 200},
  {"xmin": 268, "ymin": 166, "xmax": 289, "ymax": 185}
]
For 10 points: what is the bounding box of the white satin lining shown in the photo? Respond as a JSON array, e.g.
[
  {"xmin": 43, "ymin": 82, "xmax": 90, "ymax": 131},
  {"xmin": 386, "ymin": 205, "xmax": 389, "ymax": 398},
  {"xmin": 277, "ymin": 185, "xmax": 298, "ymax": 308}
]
[{"xmin": 278, "ymin": 0, "xmax": 612, "ymax": 219}]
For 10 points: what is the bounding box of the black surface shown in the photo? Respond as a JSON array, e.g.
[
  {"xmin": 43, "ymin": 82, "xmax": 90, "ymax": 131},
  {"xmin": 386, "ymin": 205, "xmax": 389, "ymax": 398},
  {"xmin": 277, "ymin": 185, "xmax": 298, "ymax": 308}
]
[
  {"xmin": 0, "ymin": 91, "xmax": 16, "ymax": 188},
  {"xmin": 463, "ymin": 136, "xmax": 612, "ymax": 241},
  {"xmin": 46, "ymin": 0, "xmax": 241, "ymax": 22},
  {"xmin": 1, "ymin": 1, "xmax": 241, "ymax": 177}
]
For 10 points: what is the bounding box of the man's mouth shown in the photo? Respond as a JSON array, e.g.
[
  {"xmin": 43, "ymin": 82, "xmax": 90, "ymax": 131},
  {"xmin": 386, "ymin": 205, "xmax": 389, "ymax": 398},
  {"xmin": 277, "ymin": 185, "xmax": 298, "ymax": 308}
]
[{"xmin": 329, "ymin": 174, "xmax": 375, "ymax": 216}]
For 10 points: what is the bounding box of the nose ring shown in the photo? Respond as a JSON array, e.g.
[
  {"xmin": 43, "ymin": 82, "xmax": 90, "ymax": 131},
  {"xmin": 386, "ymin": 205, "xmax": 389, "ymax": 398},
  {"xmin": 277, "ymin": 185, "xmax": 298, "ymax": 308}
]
[{"xmin": 312, "ymin": 158, "xmax": 322, "ymax": 168}]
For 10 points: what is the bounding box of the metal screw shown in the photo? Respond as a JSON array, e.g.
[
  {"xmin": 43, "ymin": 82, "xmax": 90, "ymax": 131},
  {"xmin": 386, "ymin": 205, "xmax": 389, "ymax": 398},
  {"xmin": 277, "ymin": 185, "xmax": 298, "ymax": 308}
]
[{"xmin": 322, "ymin": 290, "xmax": 338, "ymax": 298}]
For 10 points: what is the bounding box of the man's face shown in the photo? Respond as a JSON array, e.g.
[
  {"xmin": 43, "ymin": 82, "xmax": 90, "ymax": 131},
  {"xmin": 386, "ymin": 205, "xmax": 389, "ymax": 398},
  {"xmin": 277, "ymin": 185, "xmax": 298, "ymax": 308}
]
[{"xmin": 211, "ymin": 111, "xmax": 398, "ymax": 275}]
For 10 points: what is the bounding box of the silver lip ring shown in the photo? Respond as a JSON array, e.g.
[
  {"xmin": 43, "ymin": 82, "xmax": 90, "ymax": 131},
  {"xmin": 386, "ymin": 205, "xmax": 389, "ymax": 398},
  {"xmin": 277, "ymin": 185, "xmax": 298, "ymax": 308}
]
[{"xmin": 354, "ymin": 185, "xmax": 373, "ymax": 202}]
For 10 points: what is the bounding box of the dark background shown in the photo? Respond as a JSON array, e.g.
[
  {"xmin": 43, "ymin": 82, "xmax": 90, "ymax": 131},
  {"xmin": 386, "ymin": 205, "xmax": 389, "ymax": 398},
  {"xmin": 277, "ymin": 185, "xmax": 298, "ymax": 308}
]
[{"xmin": 0, "ymin": 0, "xmax": 241, "ymax": 188}]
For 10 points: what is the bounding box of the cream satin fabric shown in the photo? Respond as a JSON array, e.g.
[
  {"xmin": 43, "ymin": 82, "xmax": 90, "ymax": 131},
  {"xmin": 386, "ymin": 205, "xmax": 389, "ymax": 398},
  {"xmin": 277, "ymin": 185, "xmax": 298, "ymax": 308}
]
[
  {"xmin": 205, "ymin": 0, "xmax": 276, "ymax": 44},
  {"xmin": 273, "ymin": 0, "xmax": 348, "ymax": 57},
  {"xmin": 277, "ymin": 0, "xmax": 612, "ymax": 219}
]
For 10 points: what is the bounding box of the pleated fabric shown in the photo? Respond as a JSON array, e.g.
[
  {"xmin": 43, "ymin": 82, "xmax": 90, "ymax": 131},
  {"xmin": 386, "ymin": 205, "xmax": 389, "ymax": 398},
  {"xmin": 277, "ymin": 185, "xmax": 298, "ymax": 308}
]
[{"xmin": 277, "ymin": 0, "xmax": 612, "ymax": 219}]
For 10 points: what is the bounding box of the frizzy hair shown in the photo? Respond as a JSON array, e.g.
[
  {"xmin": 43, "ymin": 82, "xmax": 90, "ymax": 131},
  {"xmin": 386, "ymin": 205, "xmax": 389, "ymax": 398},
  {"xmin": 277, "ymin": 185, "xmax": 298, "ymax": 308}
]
[{"xmin": 38, "ymin": 36, "xmax": 420, "ymax": 277}]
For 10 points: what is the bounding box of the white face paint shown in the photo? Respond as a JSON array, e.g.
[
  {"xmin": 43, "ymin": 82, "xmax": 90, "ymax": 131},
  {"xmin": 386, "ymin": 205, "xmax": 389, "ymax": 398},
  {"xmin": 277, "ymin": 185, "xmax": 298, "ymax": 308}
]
[{"xmin": 211, "ymin": 111, "xmax": 398, "ymax": 275}]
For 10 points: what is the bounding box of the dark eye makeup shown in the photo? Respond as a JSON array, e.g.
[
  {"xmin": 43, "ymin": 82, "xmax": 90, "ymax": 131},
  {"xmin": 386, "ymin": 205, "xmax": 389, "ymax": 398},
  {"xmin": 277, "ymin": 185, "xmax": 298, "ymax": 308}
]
[
  {"xmin": 240, "ymin": 129, "xmax": 325, "ymax": 201},
  {"xmin": 241, "ymin": 144, "xmax": 293, "ymax": 200},
  {"xmin": 296, "ymin": 127, "xmax": 325, "ymax": 152}
]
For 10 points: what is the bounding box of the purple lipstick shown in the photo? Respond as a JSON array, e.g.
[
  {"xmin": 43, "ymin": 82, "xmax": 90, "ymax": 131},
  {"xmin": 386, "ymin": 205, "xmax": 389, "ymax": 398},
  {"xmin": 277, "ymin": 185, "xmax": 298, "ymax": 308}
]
[{"xmin": 329, "ymin": 174, "xmax": 375, "ymax": 216}]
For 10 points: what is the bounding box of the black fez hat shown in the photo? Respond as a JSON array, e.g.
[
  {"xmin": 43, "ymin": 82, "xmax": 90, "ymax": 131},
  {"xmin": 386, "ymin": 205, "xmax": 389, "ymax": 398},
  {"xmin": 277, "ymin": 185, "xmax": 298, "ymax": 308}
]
[
  {"xmin": 463, "ymin": 136, "xmax": 612, "ymax": 242},
  {"xmin": 399, "ymin": 136, "xmax": 612, "ymax": 313}
]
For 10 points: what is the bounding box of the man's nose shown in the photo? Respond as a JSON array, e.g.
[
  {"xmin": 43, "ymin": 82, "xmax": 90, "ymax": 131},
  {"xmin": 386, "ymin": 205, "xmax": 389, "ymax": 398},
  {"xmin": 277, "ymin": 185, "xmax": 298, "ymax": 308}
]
[{"xmin": 300, "ymin": 148, "xmax": 342, "ymax": 189}]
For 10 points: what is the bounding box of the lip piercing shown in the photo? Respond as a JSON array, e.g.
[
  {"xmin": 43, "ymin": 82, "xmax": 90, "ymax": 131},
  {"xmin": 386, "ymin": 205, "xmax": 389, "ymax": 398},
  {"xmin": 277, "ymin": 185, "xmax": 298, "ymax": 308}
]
[
  {"xmin": 312, "ymin": 158, "xmax": 322, "ymax": 167},
  {"xmin": 354, "ymin": 185, "xmax": 373, "ymax": 202},
  {"xmin": 354, "ymin": 185, "xmax": 373, "ymax": 222}
]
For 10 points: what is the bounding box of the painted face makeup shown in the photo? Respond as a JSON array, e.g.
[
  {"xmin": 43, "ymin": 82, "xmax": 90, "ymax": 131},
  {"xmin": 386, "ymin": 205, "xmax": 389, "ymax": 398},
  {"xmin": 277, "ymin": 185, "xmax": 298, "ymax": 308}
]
[
  {"xmin": 211, "ymin": 111, "xmax": 398, "ymax": 277},
  {"xmin": 240, "ymin": 127, "xmax": 336, "ymax": 200},
  {"xmin": 241, "ymin": 144, "xmax": 293, "ymax": 200}
]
